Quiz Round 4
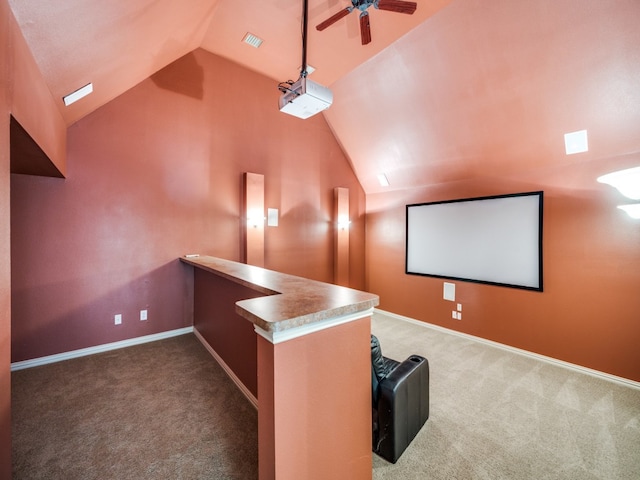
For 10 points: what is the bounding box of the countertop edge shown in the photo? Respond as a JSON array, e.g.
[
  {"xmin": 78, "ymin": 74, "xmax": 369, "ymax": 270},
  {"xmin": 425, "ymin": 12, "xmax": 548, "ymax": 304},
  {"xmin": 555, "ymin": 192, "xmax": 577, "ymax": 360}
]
[{"xmin": 180, "ymin": 255, "xmax": 379, "ymax": 333}]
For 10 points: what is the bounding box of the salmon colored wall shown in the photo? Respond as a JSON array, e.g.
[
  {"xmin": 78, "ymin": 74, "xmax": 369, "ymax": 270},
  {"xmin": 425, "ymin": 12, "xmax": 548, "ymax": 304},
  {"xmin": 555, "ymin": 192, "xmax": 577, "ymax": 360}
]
[
  {"xmin": 258, "ymin": 316, "xmax": 372, "ymax": 479},
  {"xmin": 366, "ymin": 172, "xmax": 640, "ymax": 382},
  {"xmin": 2, "ymin": 21, "xmax": 66, "ymax": 473},
  {"xmin": 244, "ymin": 172, "xmax": 265, "ymax": 267},
  {"xmin": 10, "ymin": 48, "xmax": 366, "ymax": 362},
  {"xmin": 4, "ymin": 29, "xmax": 67, "ymax": 474},
  {"xmin": 0, "ymin": 0, "xmax": 11, "ymax": 475},
  {"xmin": 9, "ymin": 9, "xmax": 66, "ymax": 176}
]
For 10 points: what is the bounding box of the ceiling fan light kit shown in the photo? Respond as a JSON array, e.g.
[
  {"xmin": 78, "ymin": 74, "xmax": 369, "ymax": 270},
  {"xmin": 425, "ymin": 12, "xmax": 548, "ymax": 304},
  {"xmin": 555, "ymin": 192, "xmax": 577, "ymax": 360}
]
[{"xmin": 316, "ymin": 0, "xmax": 417, "ymax": 45}]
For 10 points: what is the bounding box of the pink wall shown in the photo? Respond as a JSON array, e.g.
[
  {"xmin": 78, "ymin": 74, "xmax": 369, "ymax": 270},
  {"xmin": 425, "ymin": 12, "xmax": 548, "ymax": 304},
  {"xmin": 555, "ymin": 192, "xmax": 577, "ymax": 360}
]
[
  {"xmin": 10, "ymin": 48, "xmax": 366, "ymax": 362},
  {"xmin": 258, "ymin": 316, "xmax": 372, "ymax": 479},
  {"xmin": 0, "ymin": 0, "xmax": 11, "ymax": 475},
  {"xmin": 366, "ymin": 174, "xmax": 640, "ymax": 382},
  {"xmin": 9, "ymin": 7, "xmax": 66, "ymax": 176},
  {"xmin": 2, "ymin": 1, "xmax": 67, "ymax": 474}
]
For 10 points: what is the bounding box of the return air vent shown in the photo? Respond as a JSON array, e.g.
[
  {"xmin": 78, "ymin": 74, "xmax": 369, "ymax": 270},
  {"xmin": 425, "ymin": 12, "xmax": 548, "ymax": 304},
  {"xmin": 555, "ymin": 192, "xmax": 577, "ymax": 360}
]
[{"xmin": 242, "ymin": 32, "xmax": 263, "ymax": 48}]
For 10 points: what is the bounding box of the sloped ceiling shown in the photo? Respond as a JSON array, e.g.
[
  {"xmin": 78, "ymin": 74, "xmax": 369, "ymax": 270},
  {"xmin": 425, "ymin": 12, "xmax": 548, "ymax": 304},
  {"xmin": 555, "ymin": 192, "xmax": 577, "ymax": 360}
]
[
  {"xmin": 326, "ymin": 0, "xmax": 640, "ymax": 193},
  {"xmin": 9, "ymin": 0, "xmax": 222, "ymax": 125},
  {"xmin": 9, "ymin": 0, "xmax": 450, "ymax": 126},
  {"xmin": 9, "ymin": 0, "xmax": 640, "ymax": 195}
]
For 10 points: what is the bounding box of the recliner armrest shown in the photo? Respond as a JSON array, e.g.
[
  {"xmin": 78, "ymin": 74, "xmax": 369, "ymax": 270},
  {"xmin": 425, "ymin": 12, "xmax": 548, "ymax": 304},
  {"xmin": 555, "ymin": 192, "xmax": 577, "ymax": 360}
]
[
  {"xmin": 381, "ymin": 355, "xmax": 425, "ymax": 389},
  {"xmin": 375, "ymin": 355, "xmax": 429, "ymax": 463}
]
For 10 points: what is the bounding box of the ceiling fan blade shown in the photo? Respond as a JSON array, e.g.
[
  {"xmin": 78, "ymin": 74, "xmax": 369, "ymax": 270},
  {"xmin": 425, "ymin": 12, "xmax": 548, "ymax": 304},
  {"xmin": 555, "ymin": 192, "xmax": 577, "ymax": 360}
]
[
  {"xmin": 376, "ymin": 0, "xmax": 417, "ymax": 14},
  {"xmin": 360, "ymin": 12, "xmax": 371, "ymax": 45},
  {"xmin": 316, "ymin": 7, "xmax": 353, "ymax": 31}
]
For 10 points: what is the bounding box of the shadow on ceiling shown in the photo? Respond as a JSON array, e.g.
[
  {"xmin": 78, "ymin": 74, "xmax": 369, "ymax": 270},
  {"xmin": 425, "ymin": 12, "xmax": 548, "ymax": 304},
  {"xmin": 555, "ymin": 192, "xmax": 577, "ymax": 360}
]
[{"xmin": 151, "ymin": 51, "xmax": 204, "ymax": 100}]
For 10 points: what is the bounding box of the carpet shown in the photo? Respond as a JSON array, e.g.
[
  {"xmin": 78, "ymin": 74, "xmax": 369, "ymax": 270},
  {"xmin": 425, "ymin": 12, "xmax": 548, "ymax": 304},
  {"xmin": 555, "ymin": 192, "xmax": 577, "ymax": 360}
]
[{"xmin": 371, "ymin": 312, "xmax": 640, "ymax": 480}]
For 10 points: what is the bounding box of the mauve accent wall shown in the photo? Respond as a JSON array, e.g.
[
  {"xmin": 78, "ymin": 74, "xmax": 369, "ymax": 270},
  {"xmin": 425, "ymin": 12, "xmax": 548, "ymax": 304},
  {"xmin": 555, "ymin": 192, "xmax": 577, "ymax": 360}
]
[
  {"xmin": 366, "ymin": 176, "xmax": 640, "ymax": 382},
  {"xmin": 193, "ymin": 268, "xmax": 262, "ymax": 398},
  {"xmin": 10, "ymin": 48, "xmax": 366, "ymax": 363}
]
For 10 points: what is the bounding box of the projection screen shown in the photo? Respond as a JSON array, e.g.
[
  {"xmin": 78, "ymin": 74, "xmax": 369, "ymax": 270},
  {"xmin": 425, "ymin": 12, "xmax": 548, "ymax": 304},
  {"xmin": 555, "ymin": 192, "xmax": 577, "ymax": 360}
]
[{"xmin": 405, "ymin": 191, "xmax": 543, "ymax": 291}]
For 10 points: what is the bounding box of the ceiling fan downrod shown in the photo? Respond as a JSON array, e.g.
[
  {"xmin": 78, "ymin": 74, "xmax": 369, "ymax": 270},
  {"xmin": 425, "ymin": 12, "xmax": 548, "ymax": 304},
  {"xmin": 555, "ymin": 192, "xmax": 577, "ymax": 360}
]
[{"xmin": 300, "ymin": 0, "xmax": 309, "ymax": 78}]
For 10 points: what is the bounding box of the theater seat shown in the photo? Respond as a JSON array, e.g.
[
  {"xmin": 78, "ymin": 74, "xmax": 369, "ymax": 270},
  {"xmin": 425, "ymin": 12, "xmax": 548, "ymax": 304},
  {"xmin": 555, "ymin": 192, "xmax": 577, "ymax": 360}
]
[{"xmin": 371, "ymin": 334, "xmax": 430, "ymax": 463}]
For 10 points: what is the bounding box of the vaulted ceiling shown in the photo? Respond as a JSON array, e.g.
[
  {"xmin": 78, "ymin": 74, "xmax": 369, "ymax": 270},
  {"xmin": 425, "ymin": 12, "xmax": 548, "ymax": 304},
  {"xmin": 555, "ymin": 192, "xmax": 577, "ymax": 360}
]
[{"xmin": 9, "ymin": 0, "xmax": 640, "ymax": 194}]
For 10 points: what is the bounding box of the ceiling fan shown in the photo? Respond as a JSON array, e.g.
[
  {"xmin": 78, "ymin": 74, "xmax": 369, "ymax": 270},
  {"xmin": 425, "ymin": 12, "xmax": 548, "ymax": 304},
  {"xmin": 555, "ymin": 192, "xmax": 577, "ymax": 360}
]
[{"xmin": 316, "ymin": 0, "xmax": 417, "ymax": 45}]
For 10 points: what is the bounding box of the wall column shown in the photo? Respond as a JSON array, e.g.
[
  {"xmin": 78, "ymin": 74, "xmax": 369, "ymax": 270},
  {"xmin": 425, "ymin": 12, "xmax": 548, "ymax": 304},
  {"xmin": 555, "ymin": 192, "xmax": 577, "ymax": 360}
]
[
  {"xmin": 257, "ymin": 315, "xmax": 372, "ymax": 480},
  {"xmin": 0, "ymin": 1, "xmax": 12, "ymax": 477},
  {"xmin": 334, "ymin": 187, "xmax": 350, "ymax": 286},
  {"xmin": 244, "ymin": 172, "xmax": 265, "ymax": 267}
]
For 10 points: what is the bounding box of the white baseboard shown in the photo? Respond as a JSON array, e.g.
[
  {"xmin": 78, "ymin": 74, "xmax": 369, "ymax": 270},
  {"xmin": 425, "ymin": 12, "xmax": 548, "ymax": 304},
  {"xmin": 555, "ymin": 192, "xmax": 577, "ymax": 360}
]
[
  {"xmin": 10, "ymin": 327, "xmax": 194, "ymax": 372},
  {"xmin": 192, "ymin": 328, "xmax": 258, "ymax": 409},
  {"xmin": 375, "ymin": 308, "xmax": 640, "ymax": 390}
]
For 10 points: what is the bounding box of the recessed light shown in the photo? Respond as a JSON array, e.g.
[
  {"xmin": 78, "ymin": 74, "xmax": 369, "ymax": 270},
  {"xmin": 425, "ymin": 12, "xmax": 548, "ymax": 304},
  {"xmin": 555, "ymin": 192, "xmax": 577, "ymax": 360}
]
[
  {"xmin": 564, "ymin": 129, "xmax": 588, "ymax": 155},
  {"xmin": 63, "ymin": 83, "xmax": 93, "ymax": 106},
  {"xmin": 242, "ymin": 32, "xmax": 263, "ymax": 48},
  {"xmin": 377, "ymin": 173, "xmax": 390, "ymax": 187}
]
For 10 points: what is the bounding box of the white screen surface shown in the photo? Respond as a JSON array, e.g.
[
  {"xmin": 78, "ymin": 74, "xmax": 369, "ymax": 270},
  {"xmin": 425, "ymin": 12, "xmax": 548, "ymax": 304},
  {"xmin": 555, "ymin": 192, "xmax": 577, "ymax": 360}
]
[{"xmin": 406, "ymin": 192, "xmax": 543, "ymax": 290}]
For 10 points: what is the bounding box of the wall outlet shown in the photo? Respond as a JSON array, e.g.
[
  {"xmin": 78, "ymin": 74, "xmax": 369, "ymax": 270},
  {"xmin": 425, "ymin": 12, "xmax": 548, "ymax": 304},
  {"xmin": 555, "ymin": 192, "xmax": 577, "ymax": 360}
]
[
  {"xmin": 114, "ymin": 314, "xmax": 122, "ymax": 325},
  {"xmin": 140, "ymin": 309, "xmax": 148, "ymax": 321}
]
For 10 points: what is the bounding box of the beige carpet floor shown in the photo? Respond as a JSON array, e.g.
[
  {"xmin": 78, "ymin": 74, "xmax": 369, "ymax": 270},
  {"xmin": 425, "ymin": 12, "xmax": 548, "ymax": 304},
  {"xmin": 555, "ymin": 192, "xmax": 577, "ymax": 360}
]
[
  {"xmin": 12, "ymin": 311, "xmax": 640, "ymax": 479},
  {"xmin": 371, "ymin": 311, "xmax": 640, "ymax": 480}
]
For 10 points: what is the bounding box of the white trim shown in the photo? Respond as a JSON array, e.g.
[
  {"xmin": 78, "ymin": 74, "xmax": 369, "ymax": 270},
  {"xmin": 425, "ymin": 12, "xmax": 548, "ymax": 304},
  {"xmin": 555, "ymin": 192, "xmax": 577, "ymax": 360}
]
[
  {"xmin": 193, "ymin": 328, "xmax": 258, "ymax": 409},
  {"xmin": 254, "ymin": 308, "xmax": 374, "ymax": 345},
  {"xmin": 10, "ymin": 327, "xmax": 194, "ymax": 371},
  {"xmin": 375, "ymin": 308, "xmax": 640, "ymax": 390}
]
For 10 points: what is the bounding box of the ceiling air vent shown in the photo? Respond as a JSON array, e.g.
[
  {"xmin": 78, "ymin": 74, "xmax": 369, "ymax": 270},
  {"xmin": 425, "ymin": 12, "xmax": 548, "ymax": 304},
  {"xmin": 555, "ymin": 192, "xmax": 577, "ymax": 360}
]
[{"xmin": 242, "ymin": 33, "xmax": 263, "ymax": 48}]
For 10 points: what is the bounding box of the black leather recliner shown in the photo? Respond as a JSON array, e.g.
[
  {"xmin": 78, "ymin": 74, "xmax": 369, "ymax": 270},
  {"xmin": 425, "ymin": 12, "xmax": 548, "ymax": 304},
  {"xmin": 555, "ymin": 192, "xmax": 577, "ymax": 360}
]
[{"xmin": 371, "ymin": 334, "xmax": 429, "ymax": 463}]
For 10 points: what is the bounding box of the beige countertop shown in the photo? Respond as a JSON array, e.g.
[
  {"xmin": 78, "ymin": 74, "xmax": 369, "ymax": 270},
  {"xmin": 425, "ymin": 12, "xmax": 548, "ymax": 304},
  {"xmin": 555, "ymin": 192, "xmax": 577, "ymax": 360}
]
[{"xmin": 180, "ymin": 255, "xmax": 379, "ymax": 333}]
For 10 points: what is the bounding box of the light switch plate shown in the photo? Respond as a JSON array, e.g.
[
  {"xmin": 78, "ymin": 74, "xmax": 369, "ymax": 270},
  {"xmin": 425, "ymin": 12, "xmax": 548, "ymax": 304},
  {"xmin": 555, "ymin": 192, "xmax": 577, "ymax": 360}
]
[{"xmin": 267, "ymin": 208, "xmax": 279, "ymax": 227}]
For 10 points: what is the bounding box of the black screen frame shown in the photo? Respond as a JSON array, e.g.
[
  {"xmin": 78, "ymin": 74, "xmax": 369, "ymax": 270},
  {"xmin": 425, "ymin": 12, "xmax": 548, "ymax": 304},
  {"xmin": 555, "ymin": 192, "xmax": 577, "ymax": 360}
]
[{"xmin": 405, "ymin": 191, "xmax": 544, "ymax": 291}]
